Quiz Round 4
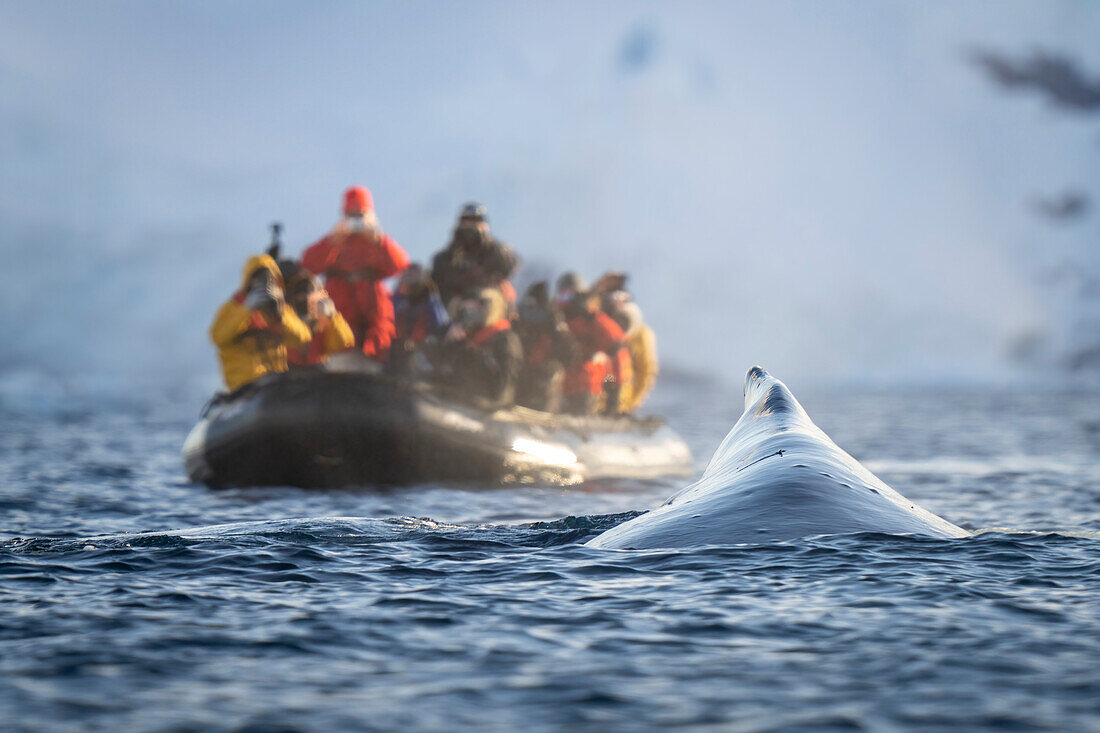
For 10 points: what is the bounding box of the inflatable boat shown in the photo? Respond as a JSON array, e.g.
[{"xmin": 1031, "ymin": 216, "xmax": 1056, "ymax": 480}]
[{"xmin": 182, "ymin": 358, "xmax": 693, "ymax": 488}]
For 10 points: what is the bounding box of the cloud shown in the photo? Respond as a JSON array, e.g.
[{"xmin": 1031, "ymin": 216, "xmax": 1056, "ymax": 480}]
[
  {"xmin": 970, "ymin": 48, "xmax": 1100, "ymax": 112},
  {"xmin": 1031, "ymin": 192, "xmax": 1090, "ymax": 221},
  {"xmin": 616, "ymin": 25, "xmax": 658, "ymax": 74}
]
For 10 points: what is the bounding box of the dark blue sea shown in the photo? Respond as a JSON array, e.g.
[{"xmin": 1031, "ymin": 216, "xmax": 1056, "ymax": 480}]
[{"xmin": 3, "ymin": 374, "xmax": 1099, "ymax": 731}]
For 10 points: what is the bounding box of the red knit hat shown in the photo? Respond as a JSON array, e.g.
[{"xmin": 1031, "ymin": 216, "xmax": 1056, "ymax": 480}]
[{"xmin": 343, "ymin": 186, "xmax": 373, "ymax": 215}]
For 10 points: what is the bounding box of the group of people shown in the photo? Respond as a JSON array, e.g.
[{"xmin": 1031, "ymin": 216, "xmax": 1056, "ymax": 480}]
[{"xmin": 210, "ymin": 187, "xmax": 658, "ymax": 416}]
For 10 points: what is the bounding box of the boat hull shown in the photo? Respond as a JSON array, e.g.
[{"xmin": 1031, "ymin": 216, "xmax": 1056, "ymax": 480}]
[{"xmin": 183, "ymin": 370, "xmax": 692, "ymax": 488}]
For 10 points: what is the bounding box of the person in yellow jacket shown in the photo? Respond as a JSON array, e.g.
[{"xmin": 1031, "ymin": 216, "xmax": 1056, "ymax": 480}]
[
  {"xmin": 624, "ymin": 316, "xmax": 658, "ymax": 412},
  {"xmin": 603, "ymin": 290, "xmax": 658, "ymax": 413},
  {"xmin": 210, "ymin": 254, "xmax": 312, "ymax": 391}
]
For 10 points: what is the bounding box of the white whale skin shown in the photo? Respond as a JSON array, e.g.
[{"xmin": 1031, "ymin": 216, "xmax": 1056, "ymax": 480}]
[{"xmin": 587, "ymin": 366, "xmax": 969, "ymax": 549}]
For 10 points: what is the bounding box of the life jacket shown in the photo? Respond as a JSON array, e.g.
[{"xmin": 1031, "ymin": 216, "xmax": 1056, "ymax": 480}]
[
  {"xmin": 470, "ymin": 318, "xmax": 512, "ymax": 347},
  {"xmin": 563, "ymin": 311, "xmax": 630, "ymax": 398},
  {"xmin": 563, "ymin": 354, "xmax": 611, "ymax": 397}
]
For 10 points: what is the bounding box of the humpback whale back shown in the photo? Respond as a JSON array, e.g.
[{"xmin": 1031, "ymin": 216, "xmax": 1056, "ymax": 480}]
[{"xmin": 588, "ymin": 367, "xmax": 969, "ymax": 549}]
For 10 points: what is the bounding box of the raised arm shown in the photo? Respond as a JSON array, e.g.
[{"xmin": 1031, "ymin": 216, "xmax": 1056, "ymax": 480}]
[
  {"xmin": 322, "ymin": 310, "xmax": 355, "ymax": 354},
  {"xmin": 278, "ymin": 305, "xmax": 313, "ymax": 348}
]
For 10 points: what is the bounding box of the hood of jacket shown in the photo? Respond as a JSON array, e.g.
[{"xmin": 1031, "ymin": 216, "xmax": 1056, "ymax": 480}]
[{"xmin": 240, "ymin": 254, "xmax": 284, "ymax": 292}]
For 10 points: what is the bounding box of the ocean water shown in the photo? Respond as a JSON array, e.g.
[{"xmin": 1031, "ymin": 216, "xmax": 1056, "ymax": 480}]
[{"xmin": 2, "ymin": 374, "xmax": 1099, "ymax": 731}]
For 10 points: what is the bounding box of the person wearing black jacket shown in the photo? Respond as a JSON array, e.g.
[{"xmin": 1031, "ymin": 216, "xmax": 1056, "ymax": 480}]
[
  {"xmin": 514, "ymin": 282, "xmax": 578, "ymax": 412},
  {"xmin": 431, "ymin": 202, "xmax": 518, "ymax": 305}
]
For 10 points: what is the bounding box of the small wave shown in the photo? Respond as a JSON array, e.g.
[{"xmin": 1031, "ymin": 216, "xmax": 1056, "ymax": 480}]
[
  {"xmin": 2, "ymin": 512, "xmax": 643, "ymax": 556},
  {"xmin": 972, "ymin": 527, "xmax": 1100, "ymax": 540},
  {"xmin": 8, "ymin": 516, "xmax": 1098, "ymax": 558}
]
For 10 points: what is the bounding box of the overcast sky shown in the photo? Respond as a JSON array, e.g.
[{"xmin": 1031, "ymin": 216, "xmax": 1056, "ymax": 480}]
[{"xmin": 2, "ymin": 1, "xmax": 1098, "ymax": 400}]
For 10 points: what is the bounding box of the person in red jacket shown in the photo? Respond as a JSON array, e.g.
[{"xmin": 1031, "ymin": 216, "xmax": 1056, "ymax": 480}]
[
  {"xmin": 556, "ymin": 273, "xmax": 633, "ymax": 416},
  {"xmin": 301, "ymin": 186, "xmax": 410, "ymax": 360}
]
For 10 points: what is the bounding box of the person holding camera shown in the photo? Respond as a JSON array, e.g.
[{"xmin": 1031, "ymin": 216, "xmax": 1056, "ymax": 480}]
[
  {"xmin": 283, "ymin": 267, "xmax": 355, "ymax": 368},
  {"xmin": 430, "ymin": 202, "xmax": 518, "ymax": 307},
  {"xmin": 209, "ymin": 254, "xmax": 312, "ymax": 391}
]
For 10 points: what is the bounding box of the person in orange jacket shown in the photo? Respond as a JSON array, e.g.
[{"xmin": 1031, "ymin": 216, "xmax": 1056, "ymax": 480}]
[
  {"xmin": 280, "ymin": 262, "xmax": 355, "ymax": 367},
  {"xmin": 210, "ymin": 254, "xmax": 312, "ymax": 391},
  {"xmin": 555, "ymin": 273, "xmax": 633, "ymax": 416},
  {"xmin": 301, "ymin": 186, "xmax": 410, "ymax": 360}
]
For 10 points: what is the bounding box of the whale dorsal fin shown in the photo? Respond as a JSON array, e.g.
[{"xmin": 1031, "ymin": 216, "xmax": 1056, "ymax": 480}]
[{"xmin": 745, "ymin": 366, "xmax": 805, "ymax": 421}]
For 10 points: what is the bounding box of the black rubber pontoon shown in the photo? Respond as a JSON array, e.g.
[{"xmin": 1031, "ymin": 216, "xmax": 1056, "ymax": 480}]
[{"xmin": 183, "ymin": 360, "xmax": 692, "ymax": 488}]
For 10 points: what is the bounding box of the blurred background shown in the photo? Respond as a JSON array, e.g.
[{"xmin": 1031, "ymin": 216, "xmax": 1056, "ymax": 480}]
[{"xmin": 2, "ymin": 0, "xmax": 1099, "ymax": 407}]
